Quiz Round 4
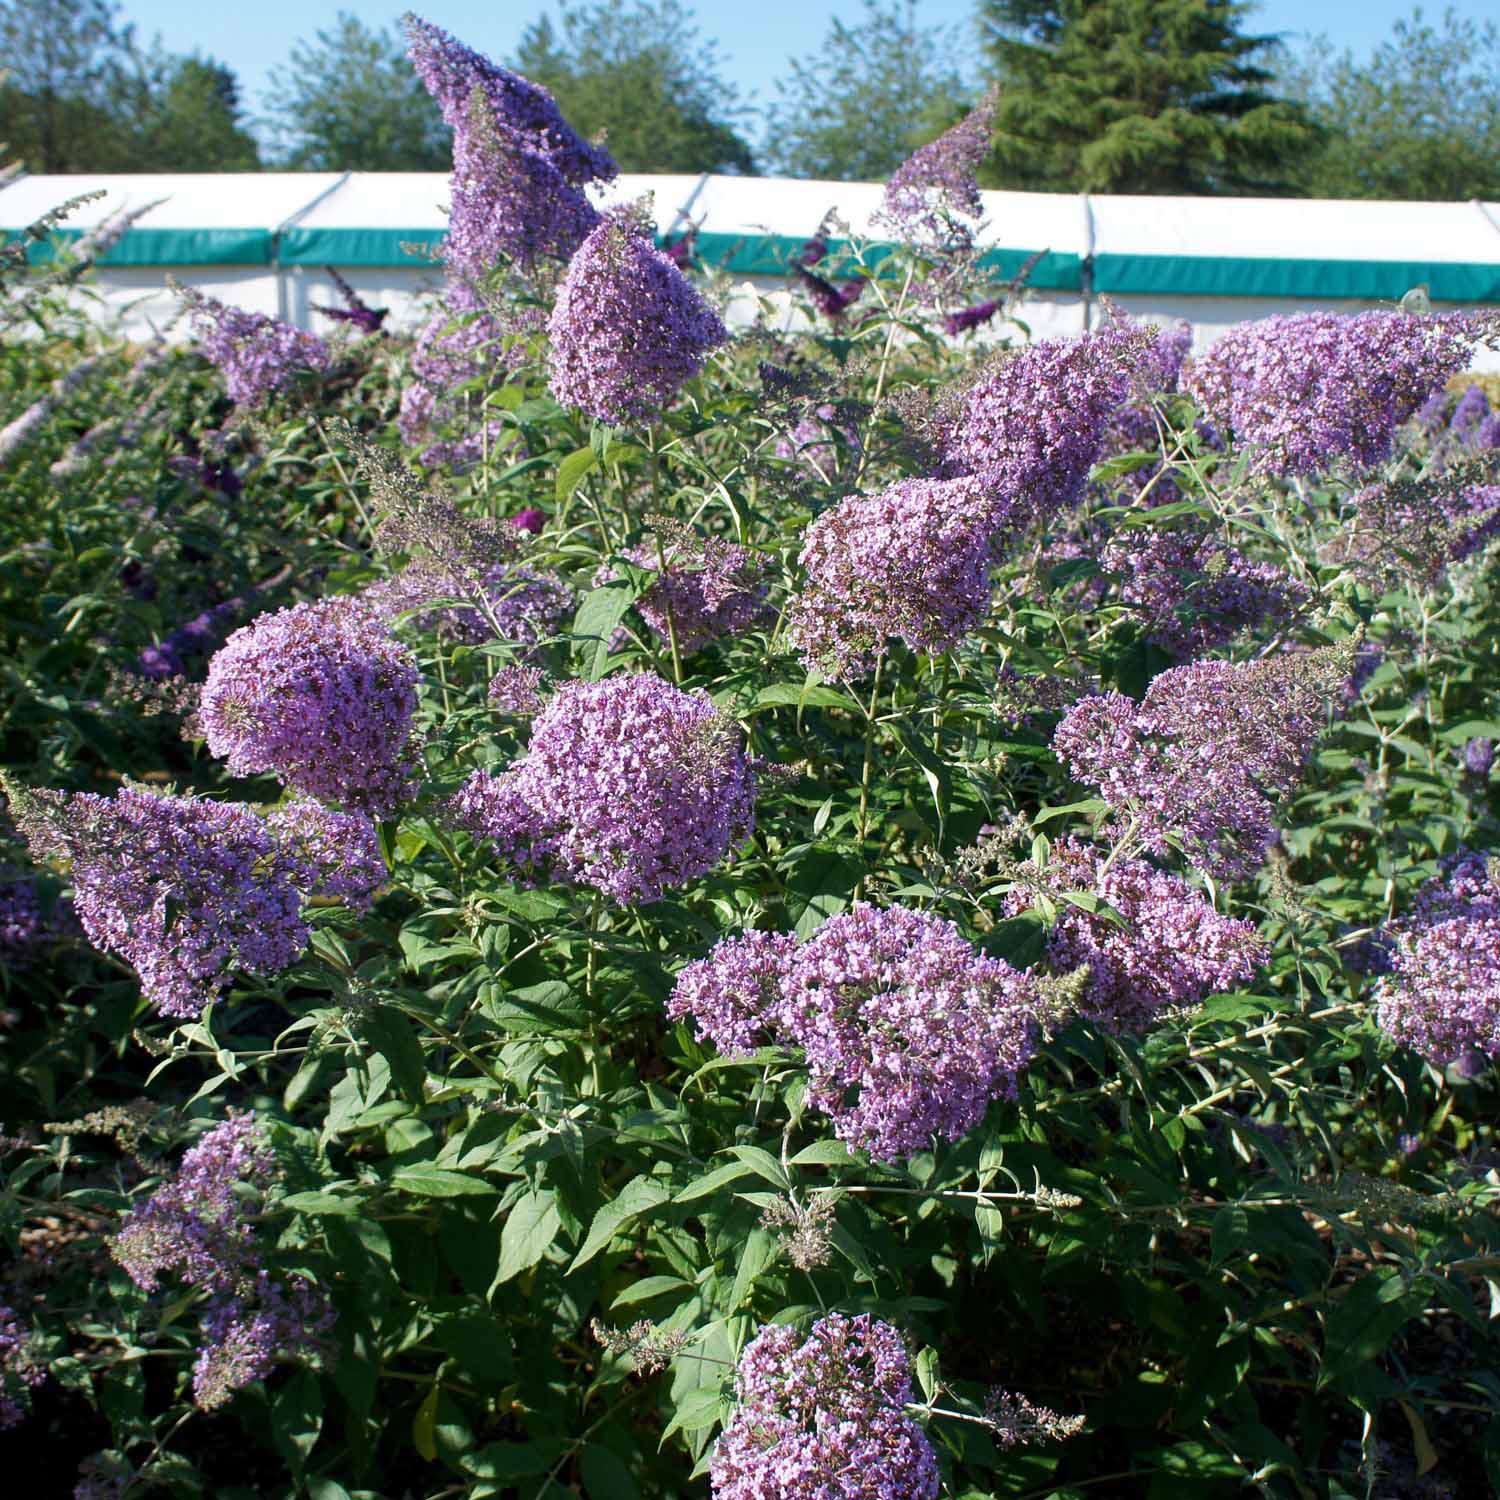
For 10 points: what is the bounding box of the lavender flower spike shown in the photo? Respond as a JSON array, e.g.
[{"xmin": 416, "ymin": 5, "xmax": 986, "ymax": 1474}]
[
  {"xmin": 880, "ymin": 87, "xmax": 999, "ymax": 254},
  {"xmin": 177, "ymin": 283, "xmax": 330, "ymax": 410},
  {"xmin": 548, "ymin": 213, "xmax": 728, "ymax": 424}
]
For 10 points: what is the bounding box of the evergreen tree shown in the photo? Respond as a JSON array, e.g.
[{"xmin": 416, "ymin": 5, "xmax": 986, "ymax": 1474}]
[
  {"xmin": 260, "ymin": 12, "xmax": 449, "ymax": 170},
  {"xmin": 763, "ymin": 0, "xmax": 971, "ymax": 180},
  {"xmin": 1284, "ymin": 8, "xmax": 1500, "ymax": 202},
  {"xmin": 979, "ymin": 0, "xmax": 1317, "ymax": 194},
  {"xmin": 514, "ymin": 1, "xmax": 754, "ymax": 174},
  {"xmin": 131, "ymin": 54, "xmax": 261, "ymax": 172}
]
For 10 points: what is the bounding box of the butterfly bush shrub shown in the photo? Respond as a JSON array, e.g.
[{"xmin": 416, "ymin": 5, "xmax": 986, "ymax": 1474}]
[{"xmin": 1, "ymin": 22, "xmax": 1499, "ymax": 1500}]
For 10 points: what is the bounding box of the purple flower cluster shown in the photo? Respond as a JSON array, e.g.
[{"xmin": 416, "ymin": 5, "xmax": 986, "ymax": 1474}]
[
  {"xmin": 488, "ymin": 663, "xmax": 545, "ymax": 714},
  {"xmin": 944, "ymin": 299, "xmax": 999, "ymax": 336},
  {"xmin": 363, "ymin": 560, "xmax": 573, "ymax": 653},
  {"xmin": 1052, "ymin": 648, "xmax": 1352, "ymax": 879},
  {"xmin": 1184, "ymin": 311, "xmax": 1481, "ymax": 477},
  {"xmin": 775, "ymin": 403, "xmax": 862, "ymax": 483},
  {"xmin": 1098, "ymin": 524, "xmax": 1306, "ymax": 658},
  {"xmin": 941, "ymin": 327, "xmax": 1146, "ymax": 526},
  {"xmin": 311, "ymin": 266, "xmax": 388, "ymax": 334},
  {"xmin": 114, "ymin": 1113, "xmax": 272, "ymax": 1291},
  {"xmin": 1465, "ymin": 737, "xmax": 1495, "ymax": 778},
  {"xmin": 711, "ymin": 1313, "xmax": 938, "ymax": 1500},
  {"xmin": 404, "ymin": 13, "xmax": 614, "ymax": 274},
  {"xmin": 1376, "ymin": 851, "xmax": 1500, "ymax": 1065},
  {"xmin": 181, "ymin": 290, "xmax": 330, "ymax": 410},
  {"xmin": 1445, "ymin": 382, "xmax": 1500, "ymax": 448},
  {"xmin": 787, "ymin": 477, "xmax": 998, "ymax": 679},
  {"xmin": 265, "ymin": 801, "xmax": 386, "ymax": 907},
  {"xmin": 10, "ymin": 783, "xmax": 382, "ymax": 1019},
  {"xmin": 398, "ymin": 297, "xmax": 537, "ymax": 472},
  {"xmin": 0, "ymin": 1304, "xmax": 45, "ymax": 1431},
  {"xmin": 1005, "ymin": 836, "xmax": 1267, "ymax": 1030},
  {"xmin": 670, "ymin": 903, "xmax": 1039, "ymax": 1161},
  {"xmin": 879, "ymin": 90, "xmax": 997, "ymax": 255},
  {"xmin": 1095, "ymin": 318, "xmax": 1195, "ymax": 482},
  {"xmin": 199, "ymin": 597, "xmax": 421, "ymax": 818},
  {"xmin": 603, "ymin": 537, "xmax": 770, "ymax": 656},
  {"xmin": 547, "ymin": 216, "xmax": 729, "ymax": 424},
  {"xmin": 112, "ymin": 1114, "xmax": 333, "ymax": 1411},
  {"xmin": 1332, "ymin": 479, "xmax": 1500, "ymax": 591},
  {"xmin": 449, "ymin": 673, "xmax": 756, "ymax": 905},
  {"xmin": 137, "ymin": 596, "xmax": 252, "ymax": 681},
  {"xmin": 0, "ymin": 877, "xmax": 49, "ymax": 970},
  {"xmin": 796, "ymin": 265, "xmax": 866, "ymax": 322}
]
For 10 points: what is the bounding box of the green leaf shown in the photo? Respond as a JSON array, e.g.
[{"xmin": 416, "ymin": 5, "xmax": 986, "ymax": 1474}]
[
  {"xmin": 611, "ymin": 1274, "xmax": 692, "ymax": 1309},
  {"xmin": 412, "ymin": 1382, "xmax": 440, "ymax": 1462},
  {"xmin": 1318, "ymin": 1270, "xmax": 1423, "ymax": 1388},
  {"xmin": 673, "ymin": 1160, "xmax": 759, "ymax": 1203},
  {"xmin": 555, "ymin": 445, "xmax": 598, "ymax": 504},
  {"xmin": 488, "ymin": 886, "xmax": 572, "ymax": 922},
  {"xmin": 788, "ymin": 1140, "xmax": 856, "ymax": 1167},
  {"xmin": 915, "ymin": 1346, "xmax": 939, "ymax": 1404},
  {"xmin": 785, "ymin": 847, "xmax": 863, "ymax": 939},
  {"xmin": 729, "ymin": 1145, "xmax": 790, "ymax": 1190},
  {"xmin": 572, "ymin": 580, "xmax": 636, "ymax": 681},
  {"xmin": 271, "ymin": 1368, "xmax": 323, "ymax": 1480},
  {"xmin": 494, "ymin": 1189, "xmax": 563, "ymax": 1285},
  {"xmin": 572, "ymin": 1175, "xmax": 670, "ymax": 1270},
  {"xmin": 463, "ymin": 1441, "xmax": 565, "ymax": 1480},
  {"xmin": 390, "ymin": 1167, "xmax": 496, "ymax": 1199},
  {"xmin": 729, "ymin": 1227, "xmax": 777, "ymax": 1312},
  {"xmin": 581, "ymin": 1444, "xmax": 640, "ymax": 1500},
  {"xmin": 362, "ymin": 1008, "xmax": 427, "ymax": 1105},
  {"xmin": 433, "ymin": 1315, "xmax": 514, "ymax": 1386}
]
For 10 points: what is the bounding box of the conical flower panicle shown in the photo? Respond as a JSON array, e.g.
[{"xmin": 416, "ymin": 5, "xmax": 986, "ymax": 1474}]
[{"xmin": 547, "ymin": 215, "xmax": 729, "ymax": 425}]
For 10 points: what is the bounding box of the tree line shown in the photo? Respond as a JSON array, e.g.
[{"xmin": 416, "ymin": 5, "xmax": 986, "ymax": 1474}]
[{"xmin": 3, "ymin": 0, "xmax": 1499, "ymax": 200}]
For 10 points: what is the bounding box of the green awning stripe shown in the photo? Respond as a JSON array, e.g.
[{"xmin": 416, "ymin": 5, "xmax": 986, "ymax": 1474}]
[
  {"xmin": 1092, "ymin": 252, "xmax": 1500, "ymax": 303},
  {"xmin": 3, "ymin": 226, "xmax": 272, "ymax": 266},
  {"xmin": 279, "ymin": 224, "xmax": 1085, "ymax": 289},
  {"xmin": 12, "ymin": 222, "xmax": 1496, "ymax": 303},
  {"xmin": 279, "ymin": 226, "xmax": 444, "ymax": 266}
]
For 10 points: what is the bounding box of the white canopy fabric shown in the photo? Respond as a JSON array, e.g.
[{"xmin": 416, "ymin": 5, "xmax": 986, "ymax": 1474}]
[{"xmin": 4, "ymin": 172, "xmax": 1498, "ymax": 363}]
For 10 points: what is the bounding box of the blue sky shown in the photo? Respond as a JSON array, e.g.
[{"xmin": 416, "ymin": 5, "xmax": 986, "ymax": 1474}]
[{"xmin": 124, "ymin": 0, "xmax": 1489, "ymax": 123}]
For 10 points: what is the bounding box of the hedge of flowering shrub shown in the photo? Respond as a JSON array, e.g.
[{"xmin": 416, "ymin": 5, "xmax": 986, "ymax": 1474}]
[{"xmin": 3, "ymin": 21, "xmax": 1500, "ymax": 1500}]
